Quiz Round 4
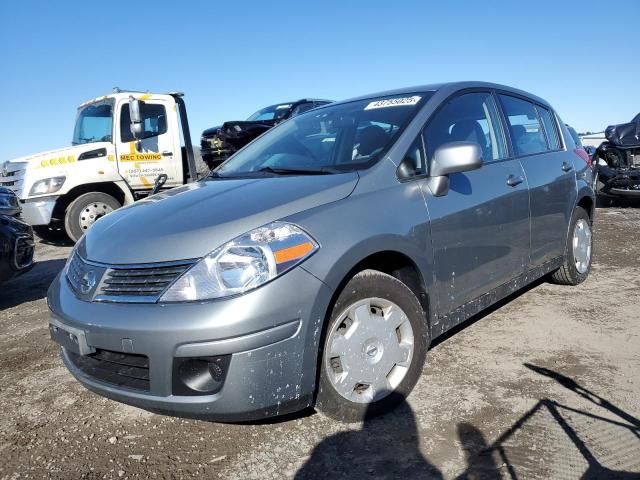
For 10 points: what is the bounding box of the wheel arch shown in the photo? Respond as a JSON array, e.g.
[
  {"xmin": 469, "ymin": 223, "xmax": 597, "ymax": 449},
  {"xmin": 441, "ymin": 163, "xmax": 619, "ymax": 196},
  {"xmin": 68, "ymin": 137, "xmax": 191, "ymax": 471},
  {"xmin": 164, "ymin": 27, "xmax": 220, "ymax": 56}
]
[
  {"xmin": 310, "ymin": 248, "xmax": 432, "ymax": 408},
  {"xmin": 51, "ymin": 181, "xmax": 132, "ymax": 222}
]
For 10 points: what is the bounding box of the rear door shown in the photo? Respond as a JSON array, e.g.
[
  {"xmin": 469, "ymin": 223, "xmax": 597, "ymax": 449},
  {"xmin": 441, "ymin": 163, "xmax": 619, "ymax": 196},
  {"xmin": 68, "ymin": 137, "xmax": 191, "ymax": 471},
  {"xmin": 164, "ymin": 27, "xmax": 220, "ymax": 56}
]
[
  {"xmin": 115, "ymin": 96, "xmax": 182, "ymax": 190},
  {"xmin": 423, "ymin": 91, "xmax": 531, "ymax": 316},
  {"xmin": 497, "ymin": 94, "xmax": 576, "ymax": 267}
]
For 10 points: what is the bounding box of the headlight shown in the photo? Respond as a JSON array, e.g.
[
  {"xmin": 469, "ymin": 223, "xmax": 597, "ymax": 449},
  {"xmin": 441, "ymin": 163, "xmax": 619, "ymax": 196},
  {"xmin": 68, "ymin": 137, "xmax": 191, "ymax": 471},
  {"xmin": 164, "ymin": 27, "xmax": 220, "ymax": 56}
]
[
  {"xmin": 29, "ymin": 176, "xmax": 66, "ymax": 196},
  {"xmin": 160, "ymin": 222, "xmax": 319, "ymax": 302}
]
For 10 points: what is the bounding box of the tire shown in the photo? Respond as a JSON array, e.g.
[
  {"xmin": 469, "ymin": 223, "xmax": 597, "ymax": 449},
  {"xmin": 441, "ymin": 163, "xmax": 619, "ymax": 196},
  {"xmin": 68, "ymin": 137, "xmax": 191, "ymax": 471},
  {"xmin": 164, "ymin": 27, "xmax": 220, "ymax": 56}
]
[
  {"xmin": 33, "ymin": 224, "xmax": 70, "ymax": 243},
  {"xmin": 315, "ymin": 270, "xmax": 429, "ymax": 423},
  {"xmin": 64, "ymin": 192, "xmax": 121, "ymax": 243},
  {"xmin": 550, "ymin": 207, "xmax": 593, "ymax": 285}
]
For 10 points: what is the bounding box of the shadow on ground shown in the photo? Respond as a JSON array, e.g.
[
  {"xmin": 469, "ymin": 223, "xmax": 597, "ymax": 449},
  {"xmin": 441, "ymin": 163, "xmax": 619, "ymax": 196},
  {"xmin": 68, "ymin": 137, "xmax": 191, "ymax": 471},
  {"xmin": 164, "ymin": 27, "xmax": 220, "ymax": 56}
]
[
  {"xmin": 295, "ymin": 367, "xmax": 640, "ymax": 479},
  {"xmin": 0, "ymin": 258, "xmax": 65, "ymax": 309}
]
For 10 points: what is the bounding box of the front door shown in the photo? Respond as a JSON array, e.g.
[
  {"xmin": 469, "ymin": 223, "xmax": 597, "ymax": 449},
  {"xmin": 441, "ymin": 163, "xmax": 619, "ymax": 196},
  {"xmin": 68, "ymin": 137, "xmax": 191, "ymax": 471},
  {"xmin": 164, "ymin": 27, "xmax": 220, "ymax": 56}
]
[
  {"xmin": 422, "ymin": 92, "xmax": 531, "ymax": 316},
  {"xmin": 115, "ymin": 96, "xmax": 181, "ymax": 190}
]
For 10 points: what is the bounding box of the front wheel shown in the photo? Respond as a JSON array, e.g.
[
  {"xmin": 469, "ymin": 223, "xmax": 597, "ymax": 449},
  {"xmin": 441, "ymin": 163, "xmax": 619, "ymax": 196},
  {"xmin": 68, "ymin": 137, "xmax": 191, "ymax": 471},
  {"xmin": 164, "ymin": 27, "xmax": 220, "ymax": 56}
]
[
  {"xmin": 64, "ymin": 192, "xmax": 121, "ymax": 243},
  {"xmin": 315, "ymin": 270, "xmax": 428, "ymax": 422},
  {"xmin": 550, "ymin": 206, "xmax": 593, "ymax": 285}
]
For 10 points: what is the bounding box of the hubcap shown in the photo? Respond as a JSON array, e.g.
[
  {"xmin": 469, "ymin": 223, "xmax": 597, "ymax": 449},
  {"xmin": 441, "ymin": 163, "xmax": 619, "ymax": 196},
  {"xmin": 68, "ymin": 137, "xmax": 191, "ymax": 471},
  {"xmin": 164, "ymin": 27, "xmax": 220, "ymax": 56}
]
[
  {"xmin": 573, "ymin": 218, "xmax": 592, "ymax": 274},
  {"xmin": 325, "ymin": 297, "xmax": 414, "ymax": 404},
  {"xmin": 78, "ymin": 202, "xmax": 114, "ymax": 231}
]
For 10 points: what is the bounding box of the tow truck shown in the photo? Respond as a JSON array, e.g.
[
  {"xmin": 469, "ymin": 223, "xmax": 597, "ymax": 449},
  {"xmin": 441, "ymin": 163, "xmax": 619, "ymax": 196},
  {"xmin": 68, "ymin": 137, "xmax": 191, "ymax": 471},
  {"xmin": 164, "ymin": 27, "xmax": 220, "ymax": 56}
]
[{"xmin": 0, "ymin": 90, "xmax": 204, "ymax": 242}]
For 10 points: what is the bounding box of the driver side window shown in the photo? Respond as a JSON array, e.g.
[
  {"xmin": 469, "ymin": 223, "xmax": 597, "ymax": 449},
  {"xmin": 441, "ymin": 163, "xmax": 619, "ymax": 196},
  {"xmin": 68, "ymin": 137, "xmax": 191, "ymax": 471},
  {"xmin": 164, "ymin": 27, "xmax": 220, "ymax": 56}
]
[
  {"xmin": 423, "ymin": 92, "xmax": 506, "ymax": 163},
  {"xmin": 120, "ymin": 103, "xmax": 168, "ymax": 143}
]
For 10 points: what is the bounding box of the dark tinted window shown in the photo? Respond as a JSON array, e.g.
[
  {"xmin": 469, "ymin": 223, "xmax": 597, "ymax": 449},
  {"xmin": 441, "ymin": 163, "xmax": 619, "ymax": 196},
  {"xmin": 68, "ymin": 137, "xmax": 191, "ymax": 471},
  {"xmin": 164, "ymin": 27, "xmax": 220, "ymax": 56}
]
[
  {"xmin": 499, "ymin": 95, "xmax": 548, "ymax": 156},
  {"xmin": 291, "ymin": 102, "xmax": 315, "ymax": 117},
  {"xmin": 537, "ymin": 106, "xmax": 561, "ymax": 150},
  {"xmin": 120, "ymin": 103, "xmax": 167, "ymax": 142},
  {"xmin": 424, "ymin": 92, "xmax": 506, "ymax": 162},
  {"xmin": 246, "ymin": 104, "xmax": 293, "ymax": 122}
]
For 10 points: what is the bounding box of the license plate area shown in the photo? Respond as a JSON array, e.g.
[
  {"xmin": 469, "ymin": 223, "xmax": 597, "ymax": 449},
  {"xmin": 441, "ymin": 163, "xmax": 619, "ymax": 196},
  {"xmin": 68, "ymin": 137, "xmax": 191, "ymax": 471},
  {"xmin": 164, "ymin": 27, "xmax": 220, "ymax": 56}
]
[{"xmin": 49, "ymin": 318, "xmax": 95, "ymax": 356}]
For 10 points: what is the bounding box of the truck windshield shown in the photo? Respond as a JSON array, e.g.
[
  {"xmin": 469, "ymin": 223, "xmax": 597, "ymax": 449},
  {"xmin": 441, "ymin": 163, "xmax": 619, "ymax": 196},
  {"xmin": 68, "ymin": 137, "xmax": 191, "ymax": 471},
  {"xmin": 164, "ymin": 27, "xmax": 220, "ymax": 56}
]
[
  {"xmin": 72, "ymin": 101, "xmax": 113, "ymax": 145},
  {"xmin": 217, "ymin": 93, "xmax": 432, "ymax": 176},
  {"xmin": 246, "ymin": 104, "xmax": 292, "ymax": 122}
]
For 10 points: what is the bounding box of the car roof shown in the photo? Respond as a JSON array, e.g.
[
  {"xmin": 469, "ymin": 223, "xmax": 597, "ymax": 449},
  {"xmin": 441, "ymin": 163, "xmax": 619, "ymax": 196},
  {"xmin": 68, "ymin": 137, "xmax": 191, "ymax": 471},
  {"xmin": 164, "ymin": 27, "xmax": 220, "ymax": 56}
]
[{"xmin": 322, "ymin": 81, "xmax": 552, "ymax": 110}]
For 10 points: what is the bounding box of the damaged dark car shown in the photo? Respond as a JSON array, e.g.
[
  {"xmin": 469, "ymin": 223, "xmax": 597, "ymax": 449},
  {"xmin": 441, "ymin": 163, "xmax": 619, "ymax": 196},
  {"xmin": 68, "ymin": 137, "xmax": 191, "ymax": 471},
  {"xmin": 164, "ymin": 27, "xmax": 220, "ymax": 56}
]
[
  {"xmin": 200, "ymin": 99, "xmax": 332, "ymax": 169},
  {"xmin": 0, "ymin": 187, "xmax": 35, "ymax": 283},
  {"xmin": 596, "ymin": 112, "xmax": 640, "ymax": 198}
]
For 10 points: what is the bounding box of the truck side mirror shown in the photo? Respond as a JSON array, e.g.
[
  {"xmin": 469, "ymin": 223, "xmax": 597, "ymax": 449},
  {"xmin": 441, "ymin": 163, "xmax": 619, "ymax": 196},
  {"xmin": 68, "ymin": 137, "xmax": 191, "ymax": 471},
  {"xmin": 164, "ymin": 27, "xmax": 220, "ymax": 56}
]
[
  {"xmin": 427, "ymin": 141, "xmax": 483, "ymax": 197},
  {"xmin": 128, "ymin": 96, "xmax": 145, "ymax": 140}
]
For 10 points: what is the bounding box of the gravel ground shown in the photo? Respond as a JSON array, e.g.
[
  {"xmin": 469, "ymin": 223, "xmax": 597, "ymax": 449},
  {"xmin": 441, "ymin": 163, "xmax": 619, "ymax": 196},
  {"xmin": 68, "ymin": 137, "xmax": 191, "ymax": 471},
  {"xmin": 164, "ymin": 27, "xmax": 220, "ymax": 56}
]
[{"xmin": 1, "ymin": 205, "xmax": 639, "ymax": 479}]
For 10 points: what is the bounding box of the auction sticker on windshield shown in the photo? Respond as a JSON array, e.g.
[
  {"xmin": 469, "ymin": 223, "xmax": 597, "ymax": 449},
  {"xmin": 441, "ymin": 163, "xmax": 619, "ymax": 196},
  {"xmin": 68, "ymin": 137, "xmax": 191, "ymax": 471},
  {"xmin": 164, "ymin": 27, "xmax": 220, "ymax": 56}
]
[{"xmin": 364, "ymin": 96, "xmax": 421, "ymax": 110}]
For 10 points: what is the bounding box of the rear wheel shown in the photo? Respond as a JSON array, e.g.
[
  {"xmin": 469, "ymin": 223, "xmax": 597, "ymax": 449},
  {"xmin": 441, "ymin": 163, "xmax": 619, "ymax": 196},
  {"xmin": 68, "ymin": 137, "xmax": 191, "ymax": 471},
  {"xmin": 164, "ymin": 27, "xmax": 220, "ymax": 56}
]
[
  {"xmin": 550, "ymin": 206, "xmax": 592, "ymax": 285},
  {"xmin": 315, "ymin": 270, "xmax": 428, "ymax": 422},
  {"xmin": 64, "ymin": 192, "xmax": 121, "ymax": 243}
]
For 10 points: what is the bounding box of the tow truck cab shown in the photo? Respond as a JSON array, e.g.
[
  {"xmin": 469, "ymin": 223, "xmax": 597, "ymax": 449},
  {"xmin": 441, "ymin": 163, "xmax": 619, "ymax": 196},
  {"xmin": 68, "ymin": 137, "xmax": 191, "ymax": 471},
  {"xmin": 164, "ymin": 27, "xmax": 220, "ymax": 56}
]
[{"xmin": 0, "ymin": 90, "xmax": 199, "ymax": 242}]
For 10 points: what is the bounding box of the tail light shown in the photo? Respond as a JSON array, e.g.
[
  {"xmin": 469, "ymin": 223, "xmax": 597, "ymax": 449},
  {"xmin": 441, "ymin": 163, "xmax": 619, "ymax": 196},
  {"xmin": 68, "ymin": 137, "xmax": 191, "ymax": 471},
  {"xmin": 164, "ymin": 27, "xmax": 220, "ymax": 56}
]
[{"xmin": 574, "ymin": 148, "xmax": 592, "ymax": 168}]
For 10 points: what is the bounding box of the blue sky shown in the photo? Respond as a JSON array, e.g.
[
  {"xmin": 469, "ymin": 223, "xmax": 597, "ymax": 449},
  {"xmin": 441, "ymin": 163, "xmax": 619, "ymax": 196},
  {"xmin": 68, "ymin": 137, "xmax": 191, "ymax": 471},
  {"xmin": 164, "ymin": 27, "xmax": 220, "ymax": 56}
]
[{"xmin": 1, "ymin": 0, "xmax": 638, "ymax": 160}]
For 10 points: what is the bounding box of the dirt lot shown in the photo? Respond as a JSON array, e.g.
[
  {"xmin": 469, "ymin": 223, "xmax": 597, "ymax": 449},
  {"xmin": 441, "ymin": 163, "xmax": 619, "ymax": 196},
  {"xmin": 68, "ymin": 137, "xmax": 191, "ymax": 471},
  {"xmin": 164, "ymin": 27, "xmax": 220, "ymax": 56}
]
[{"xmin": 1, "ymin": 205, "xmax": 639, "ymax": 480}]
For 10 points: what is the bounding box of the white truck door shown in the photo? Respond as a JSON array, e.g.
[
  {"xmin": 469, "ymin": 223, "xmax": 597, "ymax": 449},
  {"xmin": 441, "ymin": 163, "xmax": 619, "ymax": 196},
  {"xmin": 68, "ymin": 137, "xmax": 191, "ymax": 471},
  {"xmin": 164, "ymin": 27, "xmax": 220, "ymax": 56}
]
[{"xmin": 114, "ymin": 96, "xmax": 182, "ymax": 190}]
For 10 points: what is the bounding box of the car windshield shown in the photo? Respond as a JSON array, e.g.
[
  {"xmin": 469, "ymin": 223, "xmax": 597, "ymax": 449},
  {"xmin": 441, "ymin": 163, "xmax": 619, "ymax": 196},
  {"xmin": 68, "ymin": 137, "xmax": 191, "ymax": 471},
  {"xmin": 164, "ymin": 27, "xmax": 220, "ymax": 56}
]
[
  {"xmin": 217, "ymin": 93, "xmax": 432, "ymax": 176},
  {"xmin": 72, "ymin": 101, "xmax": 113, "ymax": 145},
  {"xmin": 246, "ymin": 103, "xmax": 293, "ymax": 122}
]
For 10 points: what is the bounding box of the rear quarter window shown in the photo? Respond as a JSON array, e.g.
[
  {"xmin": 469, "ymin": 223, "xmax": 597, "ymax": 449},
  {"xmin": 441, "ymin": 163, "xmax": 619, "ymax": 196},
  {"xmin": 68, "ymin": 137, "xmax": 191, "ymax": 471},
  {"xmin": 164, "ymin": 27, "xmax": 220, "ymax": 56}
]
[{"xmin": 537, "ymin": 106, "xmax": 561, "ymax": 150}]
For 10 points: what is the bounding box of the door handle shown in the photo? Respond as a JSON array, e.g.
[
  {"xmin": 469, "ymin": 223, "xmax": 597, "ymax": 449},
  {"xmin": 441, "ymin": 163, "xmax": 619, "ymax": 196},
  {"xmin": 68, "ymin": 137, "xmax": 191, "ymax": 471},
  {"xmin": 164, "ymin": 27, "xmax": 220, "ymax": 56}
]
[
  {"xmin": 161, "ymin": 151, "xmax": 173, "ymax": 157},
  {"xmin": 506, "ymin": 174, "xmax": 524, "ymax": 187},
  {"xmin": 561, "ymin": 161, "xmax": 573, "ymax": 172}
]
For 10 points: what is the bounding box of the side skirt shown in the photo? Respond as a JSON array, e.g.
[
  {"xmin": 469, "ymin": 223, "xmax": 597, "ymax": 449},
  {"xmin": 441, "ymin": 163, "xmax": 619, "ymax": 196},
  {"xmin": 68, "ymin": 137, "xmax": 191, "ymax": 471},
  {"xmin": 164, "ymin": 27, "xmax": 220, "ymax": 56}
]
[{"xmin": 433, "ymin": 256, "xmax": 564, "ymax": 338}]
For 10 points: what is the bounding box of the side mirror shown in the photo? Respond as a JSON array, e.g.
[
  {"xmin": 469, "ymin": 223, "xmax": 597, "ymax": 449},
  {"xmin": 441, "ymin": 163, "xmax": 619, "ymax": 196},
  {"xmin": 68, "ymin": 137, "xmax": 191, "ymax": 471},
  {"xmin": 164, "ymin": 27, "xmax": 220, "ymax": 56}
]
[
  {"xmin": 428, "ymin": 141, "xmax": 483, "ymax": 196},
  {"xmin": 128, "ymin": 96, "xmax": 145, "ymax": 140}
]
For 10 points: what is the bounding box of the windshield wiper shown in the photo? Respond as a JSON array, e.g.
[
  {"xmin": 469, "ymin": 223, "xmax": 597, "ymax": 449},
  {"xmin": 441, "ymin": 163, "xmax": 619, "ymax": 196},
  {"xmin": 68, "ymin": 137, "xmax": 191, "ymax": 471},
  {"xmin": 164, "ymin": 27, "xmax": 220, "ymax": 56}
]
[{"xmin": 257, "ymin": 166, "xmax": 338, "ymax": 176}]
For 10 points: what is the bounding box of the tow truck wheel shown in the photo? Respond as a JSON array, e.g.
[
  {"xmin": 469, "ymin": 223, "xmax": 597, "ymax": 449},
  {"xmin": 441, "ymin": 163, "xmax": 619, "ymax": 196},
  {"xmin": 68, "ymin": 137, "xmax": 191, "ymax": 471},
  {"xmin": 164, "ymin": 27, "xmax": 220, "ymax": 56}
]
[{"xmin": 64, "ymin": 192, "xmax": 121, "ymax": 243}]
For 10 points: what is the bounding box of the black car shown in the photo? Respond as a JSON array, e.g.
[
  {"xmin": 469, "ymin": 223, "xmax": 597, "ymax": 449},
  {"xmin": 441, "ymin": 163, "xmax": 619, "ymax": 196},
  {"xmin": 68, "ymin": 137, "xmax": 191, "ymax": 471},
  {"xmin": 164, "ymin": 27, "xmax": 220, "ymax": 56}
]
[
  {"xmin": 200, "ymin": 99, "xmax": 332, "ymax": 169},
  {"xmin": 0, "ymin": 187, "xmax": 35, "ymax": 283},
  {"xmin": 595, "ymin": 113, "xmax": 640, "ymax": 198}
]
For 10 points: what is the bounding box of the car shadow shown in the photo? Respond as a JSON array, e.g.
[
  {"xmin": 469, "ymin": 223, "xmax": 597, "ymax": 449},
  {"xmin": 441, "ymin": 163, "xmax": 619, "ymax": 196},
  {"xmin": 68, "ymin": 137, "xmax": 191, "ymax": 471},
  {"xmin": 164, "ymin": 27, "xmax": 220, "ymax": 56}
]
[
  {"xmin": 295, "ymin": 392, "xmax": 444, "ymax": 479},
  {"xmin": 295, "ymin": 365, "xmax": 640, "ymax": 479},
  {"xmin": 0, "ymin": 258, "xmax": 65, "ymax": 309}
]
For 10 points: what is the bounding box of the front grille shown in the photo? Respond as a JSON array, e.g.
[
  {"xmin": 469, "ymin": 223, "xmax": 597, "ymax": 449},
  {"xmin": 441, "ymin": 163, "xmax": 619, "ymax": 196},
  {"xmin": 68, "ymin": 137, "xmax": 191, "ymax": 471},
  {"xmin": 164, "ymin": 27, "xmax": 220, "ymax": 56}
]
[
  {"xmin": 65, "ymin": 251, "xmax": 194, "ymax": 303},
  {"xmin": 14, "ymin": 235, "xmax": 35, "ymax": 268},
  {"xmin": 101, "ymin": 262, "xmax": 192, "ymax": 297},
  {"xmin": 0, "ymin": 163, "xmax": 26, "ymax": 195},
  {"xmin": 66, "ymin": 251, "xmax": 86, "ymax": 293},
  {"xmin": 67, "ymin": 349, "xmax": 150, "ymax": 392}
]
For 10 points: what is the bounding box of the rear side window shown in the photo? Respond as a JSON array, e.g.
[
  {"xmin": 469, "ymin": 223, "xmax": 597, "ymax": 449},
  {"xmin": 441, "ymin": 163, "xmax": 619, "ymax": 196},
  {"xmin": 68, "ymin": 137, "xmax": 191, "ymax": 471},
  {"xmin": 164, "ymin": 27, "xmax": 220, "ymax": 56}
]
[
  {"xmin": 423, "ymin": 92, "xmax": 506, "ymax": 162},
  {"xmin": 537, "ymin": 106, "xmax": 561, "ymax": 150},
  {"xmin": 499, "ymin": 95, "xmax": 548, "ymax": 156},
  {"xmin": 120, "ymin": 103, "xmax": 168, "ymax": 143}
]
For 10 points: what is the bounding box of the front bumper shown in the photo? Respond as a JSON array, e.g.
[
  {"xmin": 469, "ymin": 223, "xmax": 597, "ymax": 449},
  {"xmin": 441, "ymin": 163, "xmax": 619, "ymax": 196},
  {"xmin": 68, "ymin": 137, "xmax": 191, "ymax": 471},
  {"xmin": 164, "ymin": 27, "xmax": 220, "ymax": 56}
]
[
  {"xmin": 47, "ymin": 266, "xmax": 333, "ymax": 421},
  {"xmin": 20, "ymin": 196, "xmax": 58, "ymax": 225},
  {"xmin": 0, "ymin": 215, "xmax": 35, "ymax": 283}
]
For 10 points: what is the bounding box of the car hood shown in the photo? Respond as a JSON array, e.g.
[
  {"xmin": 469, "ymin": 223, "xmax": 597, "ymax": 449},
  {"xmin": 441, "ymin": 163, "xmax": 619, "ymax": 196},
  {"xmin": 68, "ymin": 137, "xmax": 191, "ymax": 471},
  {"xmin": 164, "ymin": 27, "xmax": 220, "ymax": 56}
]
[{"xmin": 84, "ymin": 173, "xmax": 359, "ymax": 264}]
